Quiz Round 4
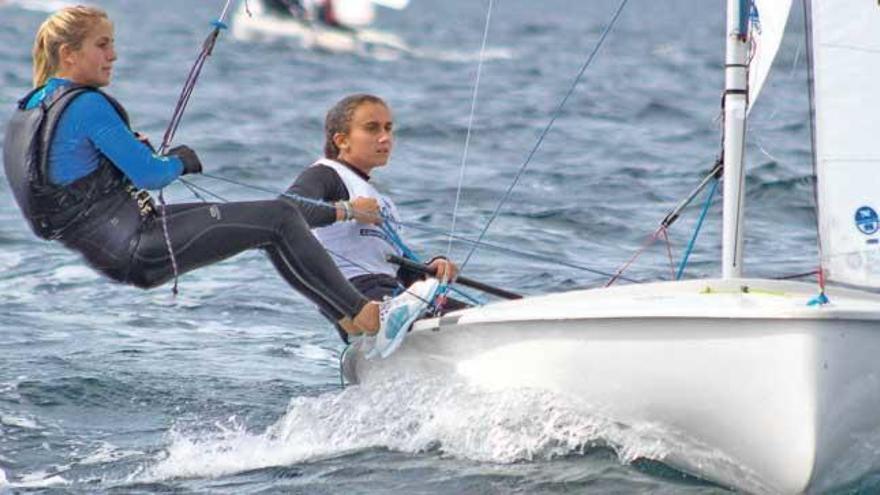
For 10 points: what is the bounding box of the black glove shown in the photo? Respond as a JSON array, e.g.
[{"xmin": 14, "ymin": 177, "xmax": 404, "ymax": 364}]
[{"xmin": 167, "ymin": 145, "xmax": 203, "ymax": 175}]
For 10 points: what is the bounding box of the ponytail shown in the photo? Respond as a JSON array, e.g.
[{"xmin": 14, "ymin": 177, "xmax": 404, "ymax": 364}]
[{"xmin": 32, "ymin": 6, "xmax": 109, "ymax": 87}]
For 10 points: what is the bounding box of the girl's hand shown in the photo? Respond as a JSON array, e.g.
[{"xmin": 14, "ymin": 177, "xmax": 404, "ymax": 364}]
[
  {"xmin": 427, "ymin": 257, "xmax": 458, "ymax": 282},
  {"xmin": 349, "ymin": 197, "xmax": 382, "ymax": 225}
]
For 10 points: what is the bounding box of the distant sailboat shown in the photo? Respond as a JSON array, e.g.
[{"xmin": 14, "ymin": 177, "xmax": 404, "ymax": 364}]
[
  {"xmin": 231, "ymin": 0, "xmax": 408, "ymax": 54},
  {"xmin": 343, "ymin": 0, "xmax": 880, "ymax": 492}
]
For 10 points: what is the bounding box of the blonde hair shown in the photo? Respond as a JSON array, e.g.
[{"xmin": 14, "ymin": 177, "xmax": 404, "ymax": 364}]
[
  {"xmin": 32, "ymin": 5, "xmax": 109, "ymax": 87},
  {"xmin": 324, "ymin": 94, "xmax": 388, "ymax": 159}
]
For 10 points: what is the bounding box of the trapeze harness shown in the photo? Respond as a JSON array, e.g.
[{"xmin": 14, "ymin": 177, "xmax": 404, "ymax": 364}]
[
  {"xmin": 3, "ymin": 84, "xmax": 368, "ymax": 320},
  {"xmin": 303, "ymin": 159, "xmax": 470, "ymax": 337},
  {"xmin": 310, "ymin": 158, "xmax": 403, "ymax": 280}
]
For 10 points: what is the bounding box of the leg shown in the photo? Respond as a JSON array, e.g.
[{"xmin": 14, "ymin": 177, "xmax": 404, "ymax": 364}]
[
  {"xmin": 352, "ymin": 272, "xmax": 471, "ymax": 314},
  {"xmin": 330, "ymin": 274, "xmax": 400, "ymax": 342},
  {"xmin": 350, "ymin": 273, "xmax": 401, "ymax": 300},
  {"xmin": 130, "ymin": 200, "xmax": 369, "ymax": 320}
]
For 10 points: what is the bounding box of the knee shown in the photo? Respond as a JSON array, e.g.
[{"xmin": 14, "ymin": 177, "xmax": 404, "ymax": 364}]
[
  {"xmin": 278, "ymin": 199, "xmax": 306, "ymax": 221},
  {"xmin": 274, "ymin": 200, "xmax": 309, "ymax": 231}
]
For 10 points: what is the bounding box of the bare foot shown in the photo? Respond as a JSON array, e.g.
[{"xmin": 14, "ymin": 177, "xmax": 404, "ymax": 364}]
[{"xmin": 346, "ymin": 302, "xmax": 380, "ymax": 334}]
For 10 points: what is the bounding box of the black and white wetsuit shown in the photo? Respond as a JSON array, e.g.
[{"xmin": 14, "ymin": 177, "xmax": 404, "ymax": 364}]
[
  {"xmin": 286, "ymin": 158, "xmax": 469, "ymax": 333},
  {"xmin": 3, "ymin": 83, "xmax": 369, "ymax": 321}
]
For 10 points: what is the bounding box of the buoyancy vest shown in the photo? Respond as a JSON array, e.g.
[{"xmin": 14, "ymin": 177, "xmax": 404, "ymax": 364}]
[
  {"xmin": 3, "ymin": 84, "xmax": 153, "ymax": 240},
  {"xmin": 310, "ymin": 158, "xmax": 403, "ymax": 279}
]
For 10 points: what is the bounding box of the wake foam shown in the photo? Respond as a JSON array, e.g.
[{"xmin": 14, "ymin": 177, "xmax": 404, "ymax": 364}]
[
  {"xmin": 408, "ymin": 47, "xmax": 514, "ymax": 63},
  {"xmin": 143, "ymin": 375, "xmax": 677, "ymax": 481}
]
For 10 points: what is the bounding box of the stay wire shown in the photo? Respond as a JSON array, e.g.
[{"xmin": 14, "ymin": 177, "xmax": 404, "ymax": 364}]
[
  {"xmin": 458, "ymin": 0, "xmax": 631, "ymax": 271},
  {"xmin": 159, "ymin": 0, "xmax": 234, "ymax": 154},
  {"xmin": 447, "ymin": 0, "xmax": 495, "ymax": 258},
  {"xmin": 191, "ymin": 174, "xmax": 483, "ymax": 304},
  {"xmin": 155, "ymin": 0, "xmax": 235, "ymax": 295},
  {"xmin": 198, "ymin": 172, "xmax": 639, "ymax": 283},
  {"xmin": 801, "ymin": 0, "xmax": 826, "ymax": 297},
  {"xmin": 605, "ymin": 226, "xmax": 666, "ymax": 288},
  {"xmin": 179, "ymin": 177, "xmax": 228, "ymax": 202}
]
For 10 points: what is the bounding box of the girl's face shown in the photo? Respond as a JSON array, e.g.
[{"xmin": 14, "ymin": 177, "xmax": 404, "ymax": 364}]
[
  {"xmin": 59, "ymin": 18, "xmax": 116, "ymax": 87},
  {"xmin": 335, "ymin": 102, "xmax": 393, "ymax": 173}
]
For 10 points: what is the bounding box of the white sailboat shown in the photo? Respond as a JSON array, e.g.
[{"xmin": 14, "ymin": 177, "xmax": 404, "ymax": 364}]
[
  {"xmin": 343, "ymin": 0, "xmax": 880, "ymax": 492},
  {"xmin": 231, "ymin": 0, "xmax": 408, "ymax": 54}
]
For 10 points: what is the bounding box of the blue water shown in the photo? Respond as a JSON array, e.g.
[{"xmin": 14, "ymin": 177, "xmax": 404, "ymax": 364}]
[{"xmin": 0, "ymin": 0, "xmax": 870, "ymax": 492}]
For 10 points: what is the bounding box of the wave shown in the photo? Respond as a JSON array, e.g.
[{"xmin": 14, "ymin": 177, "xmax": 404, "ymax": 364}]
[{"xmin": 139, "ymin": 374, "xmax": 734, "ymax": 486}]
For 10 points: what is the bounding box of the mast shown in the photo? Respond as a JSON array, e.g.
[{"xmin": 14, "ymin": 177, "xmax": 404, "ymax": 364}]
[{"xmin": 721, "ymin": 0, "xmax": 750, "ymax": 279}]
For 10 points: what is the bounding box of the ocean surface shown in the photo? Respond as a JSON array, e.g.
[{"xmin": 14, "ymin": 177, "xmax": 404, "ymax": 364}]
[{"xmin": 0, "ymin": 0, "xmax": 871, "ymax": 493}]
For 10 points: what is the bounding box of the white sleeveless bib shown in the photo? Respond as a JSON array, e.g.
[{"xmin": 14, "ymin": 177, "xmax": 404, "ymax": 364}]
[{"xmin": 310, "ymin": 158, "xmax": 402, "ymax": 279}]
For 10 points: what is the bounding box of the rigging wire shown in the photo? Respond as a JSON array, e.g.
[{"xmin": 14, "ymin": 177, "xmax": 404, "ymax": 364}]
[
  {"xmin": 604, "ymin": 226, "xmax": 666, "ymax": 288},
  {"xmin": 197, "ymin": 172, "xmax": 639, "ymax": 283},
  {"xmin": 446, "ymin": 0, "xmax": 495, "ymax": 258},
  {"xmin": 159, "ymin": 0, "xmax": 235, "ymax": 154},
  {"xmin": 194, "ymin": 165, "xmax": 819, "ymax": 285},
  {"xmin": 801, "ymin": 0, "xmax": 827, "ymax": 302},
  {"xmin": 155, "ymin": 0, "xmax": 236, "ymax": 295},
  {"xmin": 458, "ymin": 0, "xmax": 631, "ymax": 271}
]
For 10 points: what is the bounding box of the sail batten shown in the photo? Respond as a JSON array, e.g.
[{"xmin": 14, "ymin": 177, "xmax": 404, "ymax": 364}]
[{"xmin": 811, "ymin": 0, "xmax": 880, "ymax": 288}]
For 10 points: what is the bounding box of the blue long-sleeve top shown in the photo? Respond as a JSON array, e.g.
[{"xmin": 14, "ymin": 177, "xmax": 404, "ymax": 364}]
[{"xmin": 25, "ymin": 78, "xmax": 183, "ymax": 190}]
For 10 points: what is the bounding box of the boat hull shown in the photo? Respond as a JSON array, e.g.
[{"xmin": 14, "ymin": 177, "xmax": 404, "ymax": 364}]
[
  {"xmin": 231, "ymin": 0, "xmax": 407, "ymax": 54},
  {"xmin": 346, "ymin": 278, "xmax": 880, "ymax": 493}
]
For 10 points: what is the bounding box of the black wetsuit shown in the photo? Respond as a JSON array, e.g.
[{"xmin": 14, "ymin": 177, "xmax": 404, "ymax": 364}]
[{"xmin": 3, "ymin": 84, "xmax": 369, "ymax": 322}]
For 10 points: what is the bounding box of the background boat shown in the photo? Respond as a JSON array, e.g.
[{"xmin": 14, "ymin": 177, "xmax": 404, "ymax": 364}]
[{"xmin": 232, "ymin": 0, "xmax": 409, "ymax": 55}]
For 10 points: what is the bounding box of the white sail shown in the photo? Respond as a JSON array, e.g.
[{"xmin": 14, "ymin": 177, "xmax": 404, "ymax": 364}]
[
  {"xmin": 811, "ymin": 0, "xmax": 880, "ymax": 288},
  {"xmin": 747, "ymin": 0, "xmax": 793, "ymax": 113}
]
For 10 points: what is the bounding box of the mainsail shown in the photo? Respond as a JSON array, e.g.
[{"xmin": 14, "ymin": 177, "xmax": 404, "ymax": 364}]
[
  {"xmin": 811, "ymin": 0, "xmax": 880, "ymax": 288},
  {"xmin": 747, "ymin": 0, "xmax": 793, "ymax": 113}
]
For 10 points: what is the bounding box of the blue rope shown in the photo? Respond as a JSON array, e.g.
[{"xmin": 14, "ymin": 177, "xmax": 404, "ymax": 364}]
[
  {"xmin": 807, "ymin": 292, "xmax": 829, "ymax": 306},
  {"xmin": 380, "ymin": 218, "xmax": 484, "ymax": 306},
  {"xmin": 380, "ymin": 219, "xmax": 420, "ymax": 261},
  {"xmin": 448, "ymin": 286, "xmax": 485, "ymax": 306},
  {"xmin": 675, "ymin": 178, "xmax": 719, "ymax": 280}
]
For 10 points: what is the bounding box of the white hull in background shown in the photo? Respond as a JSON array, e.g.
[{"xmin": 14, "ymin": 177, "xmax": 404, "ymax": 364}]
[
  {"xmin": 231, "ymin": 0, "xmax": 407, "ymax": 54},
  {"xmin": 345, "ymin": 278, "xmax": 880, "ymax": 493}
]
